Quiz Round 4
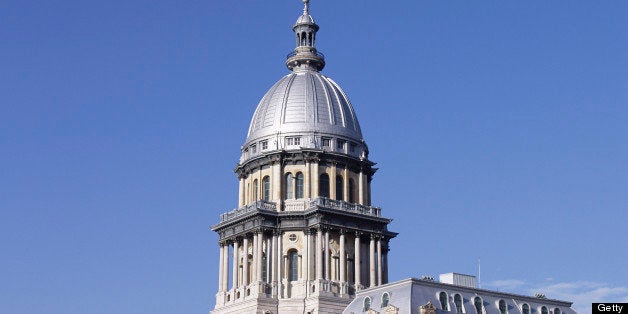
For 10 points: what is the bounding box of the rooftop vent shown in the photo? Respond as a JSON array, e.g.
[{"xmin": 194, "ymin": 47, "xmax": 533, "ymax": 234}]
[
  {"xmin": 421, "ymin": 275, "xmax": 435, "ymax": 281},
  {"xmin": 535, "ymin": 293, "xmax": 547, "ymax": 299},
  {"xmin": 439, "ymin": 273, "xmax": 477, "ymax": 289}
]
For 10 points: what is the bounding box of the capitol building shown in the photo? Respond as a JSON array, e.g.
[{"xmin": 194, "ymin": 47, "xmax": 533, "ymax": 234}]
[{"xmin": 210, "ymin": 1, "xmax": 578, "ymax": 314}]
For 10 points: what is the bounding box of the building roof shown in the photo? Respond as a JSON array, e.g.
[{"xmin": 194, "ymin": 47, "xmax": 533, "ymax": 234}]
[{"xmin": 343, "ymin": 278, "xmax": 578, "ymax": 314}]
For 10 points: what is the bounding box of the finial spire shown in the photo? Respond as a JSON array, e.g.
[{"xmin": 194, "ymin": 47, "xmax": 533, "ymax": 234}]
[
  {"xmin": 303, "ymin": 0, "xmax": 310, "ymax": 15},
  {"xmin": 286, "ymin": 0, "xmax": 325, "ymax": 72}
]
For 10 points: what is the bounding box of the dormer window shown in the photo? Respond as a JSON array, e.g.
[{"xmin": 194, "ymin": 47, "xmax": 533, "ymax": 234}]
[
  {"xmin": 321, "ymin": 138, "xmax": 331, "ymax": 147},
  {"xmin": 336, "ymin": 139, "xmax": 345, "ymax": 150},
  {"xmin": 251, "ymin": 144, "xmax": 257, "ymax": 154},
  {"xmin": 261, "ymin": 140, "xmax": 268, "ymax": 150},
  {"xmin": 286, "ymin": 137, "xmax": 301, "ymax": 146}
]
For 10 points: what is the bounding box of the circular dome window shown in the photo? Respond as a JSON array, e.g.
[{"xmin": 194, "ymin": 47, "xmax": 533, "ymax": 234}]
[{"xmin": 288, "ymin": 233, "xmax": 297, "ymax": 242}]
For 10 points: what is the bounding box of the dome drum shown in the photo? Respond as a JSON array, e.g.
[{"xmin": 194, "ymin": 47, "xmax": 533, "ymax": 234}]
[{"xmin": 239, "ymin": 132, "xmax": 368, "ymax": 165}]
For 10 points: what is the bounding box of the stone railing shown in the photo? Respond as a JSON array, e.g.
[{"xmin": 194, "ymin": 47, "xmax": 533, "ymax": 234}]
[
  {"xmin": 284, "ymin": 198, "xmax": 311, "ymax": 212},
  {"xmin": 220, "ymin": 200, "xmax": 277, "ymax": 222},
  {"xmin": 220, "ymin": 198, "xmax": 382, "ymax": 222},
  {"xmin": 310, "ymin": 197, "xmax": 382, "ymax": 217}
]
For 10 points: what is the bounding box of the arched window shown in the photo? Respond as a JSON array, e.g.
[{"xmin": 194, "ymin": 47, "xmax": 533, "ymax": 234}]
[
  {"xmin": 363, "ymin": 297, "xmax": 371, "ymax": 312},
  {"xmin": 349, "ymin": 179, "xmax": 355, "ymax": 203},
  {"xmin": 541, "ymin": 307, "xmax": 548, "ymax": 314},
  {"xmin": 499, "ymin": 300, "xmax": 507, "ymax": 314},
  {"xmin": 288, "ymin": 250, "xmax": 299, "ymax": 281},
  {"xmin": 439, "ymin": 292, "xmax": 449, "ymax": 311},
  {"xmin": 296, "ymin": 172, "xmax": 304, "ymax": 199},
  {"xmin": 522, "ymin": 304, "xmax": 530, "ymax": 314},
  {"xmin": 253, "ymin": 179, "xmax": 258, "ymax": 200},
  {"xmin": 474, "ymin": 297, "xmax": 483, "ymax": 314},
  {"xmin": 301, "ymin": 32, "xmax": 306, "ymax": 46},
  {"xmin": 381, "ymin": 292, "xmax": 390, "ymax": 308},
  {"xmin": 262, "ymin": 176, "xmax": 270, "ymax": 201},
  {"xmin": 336, "ymin": 175, "xmax": 344, "ymax": 201},
  {"xmin": 554, "ymin": 308, "xmax": 561, "ymax": 314},
  {"xmin": 454, "ymin": 294, "xmax": 464, "ymax": 313},
  {"xmin": 319, "ymin": 173, "xmax": 330, "ymax": 198},
  {"xmin": 285, "ymin": 173, "xmax": 294, "ymax": 199},
  {"xmin": 308, "ymin": 32, "xmax": 312, "ymax": 46}
]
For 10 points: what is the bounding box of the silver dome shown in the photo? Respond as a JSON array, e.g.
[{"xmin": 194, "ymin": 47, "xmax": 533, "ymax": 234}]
[
  {"xmin": 296, "ymin": 14, "xmax": 315, "ymax": 25},
  {"xmin": 241, "ymin": 69, "xmax": 366, "ymax": 163}
]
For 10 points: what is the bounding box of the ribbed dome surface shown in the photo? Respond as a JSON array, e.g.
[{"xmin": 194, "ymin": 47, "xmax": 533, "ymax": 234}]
[
  {"xmin": 245, "ymin": 70, "xmax": 363, "ymax": 146},
  {"xmin": 296, "ymin": 14, "xmax": 315, "ymax": 25}
]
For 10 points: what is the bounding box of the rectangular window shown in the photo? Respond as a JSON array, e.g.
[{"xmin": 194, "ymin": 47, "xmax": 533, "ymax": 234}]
[
  {"xmin": 321, "ymin": 138, "xmax": 330, "ymax": 147},
  {"xmin": 350, "ymin": 143, "xmax": 356, "ymax": 153},
  {"xmin": 286, "ymin": 137, "xmax": 301, "ymax": 146},
  {"xmin": 336, "ymin": 140, "xmax": 345, "ymax": 150},
  {"xmin": 261, "ymin": 140, "xmax": 268, "ymax": 150}
]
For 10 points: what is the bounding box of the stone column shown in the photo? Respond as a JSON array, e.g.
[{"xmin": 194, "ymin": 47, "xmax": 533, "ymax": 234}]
[
  {"xmin": 252, "ymin": 233, "xmax": 258, "ymax": 282},
  {"xmin": 377, "ymin": 238, "xmax": 382, "ymax": 286},
  {"xmin": 257, "ymin": 232, "xmax": 264, "ymax": 282},
  {"xmin": 324, "ymin": 230, "xmax": 330, "ymax": 280},
  {"xmin": 303, "ymin": 230, "xmax": 312, "ymax": 280},
  {"xmin": 257, "ymin": 167, "xmax": 262, "ymax": 200},
  {"xmin": 223, "ymin": 242, "xmax": 229, "ymax": 291},
  {"xmin": 238, "ymin": 177, "xmax": 245, "ymax": 207},
  {"xmin": 272, "ymin": 160, "xmax": 281, "ymax": 205},
  {"xmin": 232, "ymin": 240, "xmax": 239, "ymax": 290},
  {"xmin": 330, "ymin": 163, "xmax": 337, "ymax": 199},
  {"xmin": 343, "ymin": 167, "xmax": 349, "ymax": 202},
  {"xmin": 304, "ymin": 159, "xmax": 311, "ymax": 198},
  {"xmin": 276, "ymin": 233, "xmax": 282, "ymax": 288},
  {"xmin": 271, "ymin": 234, "xmax": 277, "ymax": 290},
  {"xmin": 311, "ymin": 160, "xmax": 319, "ymax": 197},
  {"xmin": 354, "ymin": 234, "xmax": 361, "ymax": 289},
  {"xmin": 358, "ymin": 169, "xmax": 364, "ymax": 204},
  {"xmin": 339, "ymin": 231, "xmax": 346, "ymax": 283},
  {"xmin": 316, "ymin": 229, "xmax": 323, "ymax": 280},
  {"xmin": 369, "ymin": 235, "xmax": 375, "ymax": 288},
  {"xmin": 266, "ymin": 237, "xmax": 271, "ymax": 283},
  {"xmin": 218, "ymin": 242, "xmax": 224, "ymax": 291},
  {"xmin": 242, "ymin": 237, "xmax": 249, "ymax": 287}
]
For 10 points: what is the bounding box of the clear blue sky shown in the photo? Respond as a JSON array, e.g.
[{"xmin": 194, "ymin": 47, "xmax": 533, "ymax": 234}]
[{"xmin": 1, "ymin": 1, "xmax": 626, "ymax": 313}]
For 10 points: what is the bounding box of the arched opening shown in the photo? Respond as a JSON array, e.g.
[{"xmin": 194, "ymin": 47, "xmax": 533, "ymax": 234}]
[
  {"xmin": 499, "ymin": 300, "xmax": 507, "ymax": 314},
  {"xmin": 554, "ymin": 308, "xmax": 561, "ymax": 314},
  {"xmin": 474, "ymin": 297, "xmax": 483, "ymax": 314},
  {"xmin": 262, "ymin": 176, "xmax": 270, "ymax": 201},
  {"xmin": 336, "ymin": 175, "xmax": 344, "ymax": 201},
  {"xmin": 288, "ymin": 250, "xmax": 299, "ymax": 281},
  {"xmin": 301, "ymin": 31, "xmax": 306, "ymax": 46},
  {"xmin": 349, "ymin": 178, "xmax": 355, "ymax": 203},
  {"xmin": 363, "ymin": 297, "xmax": 371, "ymax": 312},
  {"xmin": 541, "ymin": 307, "xmax": 549, "ymax": 314},
  {"xmin": 439, "ymin": 292, "xmax": 448, "ymax": 311},
  {"xmin": 308, "ymin": 32, "xmax": 312, "ymax": 46},
  {"xmin": 285, "ymin": 173, "xmax": 294, "ymax": 199},
  {"xmin": 319, "ymin": 173, "xmax": 330, "ymax": 198},
  {"xmin": 454, "ymin": 294, "xmax": 464, "ymax": 313},
  {"xmin": 382, "ymin": 292, "xmax": 390, "ymax": 307},
  {"xmin": 522, "ymin": 304, "xmax": 530, "ymax": 314},
  {"xmin": 296, "ymin": 172, "xmax": 304, "ymax": 198}
]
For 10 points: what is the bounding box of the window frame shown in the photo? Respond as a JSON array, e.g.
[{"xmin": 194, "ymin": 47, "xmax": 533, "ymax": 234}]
[{"xmin": 262, "ymin": 176, "xmax": 270, "ymax": 201}]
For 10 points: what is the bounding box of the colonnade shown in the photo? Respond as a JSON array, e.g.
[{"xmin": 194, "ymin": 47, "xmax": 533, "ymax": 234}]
[
  {"xmin": 238, "ymin": 160, "xmax": 371, "ymax": 208},
  {"xmin": 217, "ymin": 229, "xmax": 388, "ymax": 300}
]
